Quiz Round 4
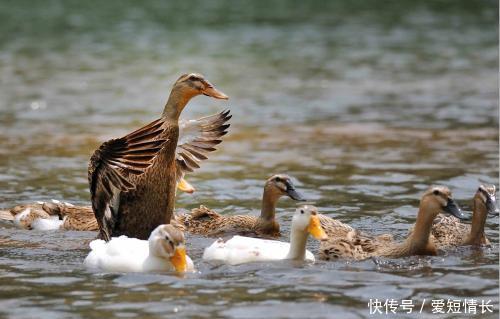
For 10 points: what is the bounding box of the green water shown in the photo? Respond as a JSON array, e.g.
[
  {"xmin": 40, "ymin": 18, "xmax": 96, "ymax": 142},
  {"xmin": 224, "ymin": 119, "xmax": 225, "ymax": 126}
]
[{"xmin": 0, "ymin": 1, "xmax": 498, "ymax": 318}]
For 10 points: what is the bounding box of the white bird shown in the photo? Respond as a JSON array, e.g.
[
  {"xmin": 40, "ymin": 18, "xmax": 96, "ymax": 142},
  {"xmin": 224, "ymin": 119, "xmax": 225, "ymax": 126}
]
[
  {"xmin": 84, "ymin": 224, "xmax": 194, "ymax": 273},
  {"xmin": 202, "ymin": 205, "xmax": 328, "ymax": 265}
]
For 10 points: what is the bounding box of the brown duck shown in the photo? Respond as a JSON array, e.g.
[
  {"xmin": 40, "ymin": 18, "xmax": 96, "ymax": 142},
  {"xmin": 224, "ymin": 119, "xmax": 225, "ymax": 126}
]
[
  {"xmin": 319, "ymin": 186, "xmax": 466, "ymax": 260},
  {"xmin": 88, "ymin": 73, "xmax": 229, "ymax": 240},
  {"xmin": 427, "ymin": 185, "xmax": 496, "ymax": 247},
  {"xmin": 173, "ymin": 174, "xmax": 305, "ymax": 237}
]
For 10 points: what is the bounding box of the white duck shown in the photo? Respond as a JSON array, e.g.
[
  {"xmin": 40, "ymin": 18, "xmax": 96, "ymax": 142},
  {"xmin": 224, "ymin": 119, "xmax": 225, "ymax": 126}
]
[
  {"xmin": 84, "ymin": 224, "xmax": 194, "ymax": 273},
  {"xmin": 202, "ymin": 205, "xmax": 327, "ymax": 265}
]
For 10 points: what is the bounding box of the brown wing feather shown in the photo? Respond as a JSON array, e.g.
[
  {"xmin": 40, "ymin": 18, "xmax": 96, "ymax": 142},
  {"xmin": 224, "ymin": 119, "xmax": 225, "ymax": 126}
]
[
  {"xmin": 175, "ymin": 110, "xmax": 231, "ymax": 182},
  {"xmin": 88, "ymin": 118, "xmax": 167, "ymax": 241}
]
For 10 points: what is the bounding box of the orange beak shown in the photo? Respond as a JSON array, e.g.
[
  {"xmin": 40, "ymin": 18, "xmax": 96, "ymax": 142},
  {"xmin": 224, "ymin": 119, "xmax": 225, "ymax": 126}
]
[
  {"xmin": 202, "ymin": 82, "xmax": 228, "ymax": 100},
  {"xmin": 307, "ymin": 215, "xmax": 328, "ymax": 240},
  {"xmin": 170, "ymin": 246, "xmax": 187, "ymax": 272}
]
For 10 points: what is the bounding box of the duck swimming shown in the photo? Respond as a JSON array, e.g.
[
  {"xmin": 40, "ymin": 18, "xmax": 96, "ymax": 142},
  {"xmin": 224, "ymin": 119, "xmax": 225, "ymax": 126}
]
[
  {"xmin": 0, "ymin": 200, "xmax": 94, "ymax": 231},
  {"xmin": 428, "ymin": 185, "xmax": 497, "ymax": 248},
  {"xmin": 174, "ymin": 174, "xmax": 305, "ymax": 237},
  {"xmin": 88, "ymin": 73, "xmax": 229, "ymax": 240},
  {"xmin": 84, "ymin": 224, "xmax": 194, "ymax": 273},
  {"xmin": 319, "ymin": 186, "xmax": 466, "ymax": 260},
  {"xmin": 202, "ymin": 205, "xmax": 327, "ymax": 265}
]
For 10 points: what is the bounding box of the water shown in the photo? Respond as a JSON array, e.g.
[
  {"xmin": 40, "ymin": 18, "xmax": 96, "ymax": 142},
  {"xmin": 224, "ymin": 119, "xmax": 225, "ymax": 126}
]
[{"xmin": 0, "ymin": 1, "xmax": 498, "ymax": 318}]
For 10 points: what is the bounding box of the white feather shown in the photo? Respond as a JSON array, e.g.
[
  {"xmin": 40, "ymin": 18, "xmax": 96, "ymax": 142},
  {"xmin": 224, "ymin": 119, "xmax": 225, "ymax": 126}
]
[
  {"xmin": 203, "ymin": 235, "xmax": 315, "ymax": 265},
  {"xmin": 13, "ymin": 208, "xmax": 31, "ymax": 228},
  {"xmin": 84, "ymin": 235, "xmax": 194, "ymax": 273},
  {"xmin": 31, "ymin": 216, "xmax": 64, "ymax": 231}
]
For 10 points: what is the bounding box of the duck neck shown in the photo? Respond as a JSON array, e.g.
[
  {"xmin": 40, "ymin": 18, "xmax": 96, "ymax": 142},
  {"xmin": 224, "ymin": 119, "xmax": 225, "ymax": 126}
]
[
  {"xmin": 259, "ymin": 188, "xmax": 279, "ymax": 222},
  {"xmin": 406, "ymin": 206, "xmax": 434, "ymax": 252},
  {"xmin": 161, "ymin": 89, "xmax": 193, "ymax": 121},
  {"xmin": 465, "ymin": 202, "xmax": 487, "ymax": 245},
  {"xmin": 286, "ymin": 227, "xmax": 308, "ymax": 260}
]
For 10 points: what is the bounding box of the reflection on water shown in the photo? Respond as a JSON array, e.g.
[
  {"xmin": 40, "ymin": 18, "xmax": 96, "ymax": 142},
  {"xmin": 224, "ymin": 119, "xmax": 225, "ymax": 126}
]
[{"xmin": 0, "ymin": 1, "xmax": 498, "ymax": 318}]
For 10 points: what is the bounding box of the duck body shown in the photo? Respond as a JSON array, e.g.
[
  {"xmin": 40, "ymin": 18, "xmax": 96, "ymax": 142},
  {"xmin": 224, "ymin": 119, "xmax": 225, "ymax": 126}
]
[
  {"xmin": 203, "ymin": 205, "xmax": 327, "ymax": 265},
  {"xmin": 175, "ymin": 206, "xmax": 280, "ymax": 237},
  {"xmin": 430, "ymin": 215, "xmax": 489, "ymax": 247},
  {"xmin": 114, "ymin": 124, "xmax": 179, "ymax": 240},
  {"xmin": 318, "ymin": 213, "xmax": 393, "ymax": 261},
  {"xmin": 202, "ymin": 235, "xmax": 315, "ymax": 265},
  {"xmin": 175, "ymin": 175, "xmax": 305, "ymax": 237},
  {"xmin": 84, "ymin": 224, "xmax": 194, "ymax": 273}
]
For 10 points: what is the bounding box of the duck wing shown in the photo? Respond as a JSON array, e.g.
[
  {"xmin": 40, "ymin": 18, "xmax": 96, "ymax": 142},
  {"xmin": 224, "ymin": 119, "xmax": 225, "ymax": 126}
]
[
  {"xmin": 88, "ymin": 118, "xmax": 167, "ymax": 241},
  {"xmin": 175, "ymin": 110, "xmax": 231, "ymax": 182}
]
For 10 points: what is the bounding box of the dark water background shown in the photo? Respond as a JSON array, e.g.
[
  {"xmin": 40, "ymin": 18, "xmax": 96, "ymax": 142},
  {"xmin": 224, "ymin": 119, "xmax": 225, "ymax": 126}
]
[{"xmin": 0, "ymin": 1, "xmax": 498, "ymax": 318}]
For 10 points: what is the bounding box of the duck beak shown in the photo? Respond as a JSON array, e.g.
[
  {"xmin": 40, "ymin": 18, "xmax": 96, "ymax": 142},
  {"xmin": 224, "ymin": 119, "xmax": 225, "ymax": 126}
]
[
  {"xmin": 285, "ymin": 186, "xmax": 306, "ymax": 201},
  {"xmin": 307, "ymin": 215, "xmax": 328, "ymax": 240},
  {"xmin": 202, "ymin": 82, "xmax": 228, "ymax": 100},
  {"xmin": 177, "ymin": 178, "xmax": 195, "ymax": 194},
  {"xmin": 170, "ymin": 247, "xmax": 187, "ymax": 272},
  {"xmin": 443, "ymin": 198, "xmax": 467, "ymax": 220}
]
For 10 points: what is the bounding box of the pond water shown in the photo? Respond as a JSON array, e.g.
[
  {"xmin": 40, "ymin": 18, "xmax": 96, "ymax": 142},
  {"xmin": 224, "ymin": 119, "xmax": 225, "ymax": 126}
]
[{"xmin": 0, "ymin": 1, "xmax": 498, "ymax": 318}]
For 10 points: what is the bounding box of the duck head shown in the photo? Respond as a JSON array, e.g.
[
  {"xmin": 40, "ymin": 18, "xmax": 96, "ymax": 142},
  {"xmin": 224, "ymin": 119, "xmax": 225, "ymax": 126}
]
[
  {"xmin": 292, "ymin": 205, "xmax": 328, "ymax": 240},
  {"xmin": 148, "ymin": 224, "xmax": 188, "ymax": 272},
  {"xmin": 474, "ymin": 185, "xmax": 498, "ymax": 216},
  {"xmin": 265, "ymin": 174, "xmax": 306, "ymax": 201},
  {"xmin": 173, "ymin": 73, "xmax": 228, "ymax": 101},
  {"xmin": 163, "ymin": 73, "xmax": 228, "ymax": 119},
  {"xmin": 420, "ymin": 186, "xmax": 466, "ymax": 220}
]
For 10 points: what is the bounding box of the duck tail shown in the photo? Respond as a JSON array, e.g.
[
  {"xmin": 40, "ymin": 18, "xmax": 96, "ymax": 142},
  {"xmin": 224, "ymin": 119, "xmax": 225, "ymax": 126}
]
[{"xmin": 190, "ymin": 205, "xmax": 220, "ymax": 220}]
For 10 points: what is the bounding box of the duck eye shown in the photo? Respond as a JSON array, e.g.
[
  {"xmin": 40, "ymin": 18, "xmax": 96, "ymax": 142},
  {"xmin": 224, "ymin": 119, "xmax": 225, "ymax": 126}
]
[
  {"xmin": 433, "ymin": 190, "xmax": 440, "ymax": 196},
  {"xmin": 275, "ymin": 177, "xmax": 282, "ymax": 183},
  {"xmin": 189, "ymin": 75, "xmax": 199, "ymax": 81},
  {"xmin": 300, "ymin": 210, "xmax": 304, "ymax": 214}
]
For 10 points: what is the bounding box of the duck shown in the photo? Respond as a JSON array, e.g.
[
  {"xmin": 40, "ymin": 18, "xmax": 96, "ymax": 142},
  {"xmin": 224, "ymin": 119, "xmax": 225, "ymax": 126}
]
[
  {"xmin": 88, "ymin": 73, "xmax": 229, "ymax": 240},
  {"xmin": 0, "ymin": 200, "xmax": 98, "ymax": 231},
  {"xmin": 174, "ymin": 174, "xmax": 306, "ymax": 237},
  {"xmin": 427, "ymin": 185, "xmax": 497, "ymax": 248},
  {"xmin": 84, "ymin": 224, "xmax": 194, "ymax": 273},
  {"xmin": 0, "ymin": 201, "xmax": 65, "ymax": 230},
  {"xmin": 202, "ymin": 205, "xmax": 327, "ymax": 265},
  {"xmin": 319, "ymin": 186, "xmax": 466, "ymax": 260}
]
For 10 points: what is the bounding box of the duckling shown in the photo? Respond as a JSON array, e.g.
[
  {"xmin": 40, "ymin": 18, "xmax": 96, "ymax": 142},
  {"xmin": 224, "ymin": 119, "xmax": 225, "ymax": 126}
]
[
  {"xmin": 202, "ymin": 205, "xmax": 327, "ymax": 265},
  {"xmin": 429, "ymin": 185, "xmax": 497, "ymax": 247},
  {"xmin": 174, "ymin": 174, "xmax": 305, "ymax": 237},
  {"xmin": 89, "ymin": 73, "xmax": 229, "ymax": 241},
  {"xmin": 319, "ymin": 186, "xmax": 465, "ymax": 260},
  {"xmin": 84, "ymin": 224, "xmax": 194, "ymax": 273}
]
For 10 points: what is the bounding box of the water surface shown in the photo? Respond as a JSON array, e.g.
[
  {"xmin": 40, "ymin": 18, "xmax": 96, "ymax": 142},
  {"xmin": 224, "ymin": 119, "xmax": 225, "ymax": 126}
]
[{"xmin": 0, "ymin": 1, "xmax": 498, "ymax": 318}]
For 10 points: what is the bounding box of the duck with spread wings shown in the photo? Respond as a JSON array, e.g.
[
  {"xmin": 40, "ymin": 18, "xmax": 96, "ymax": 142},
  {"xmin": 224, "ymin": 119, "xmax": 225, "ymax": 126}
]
[{"xmin": 88, "ymin": 73, "xmax": 229, "ymax": 240}]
